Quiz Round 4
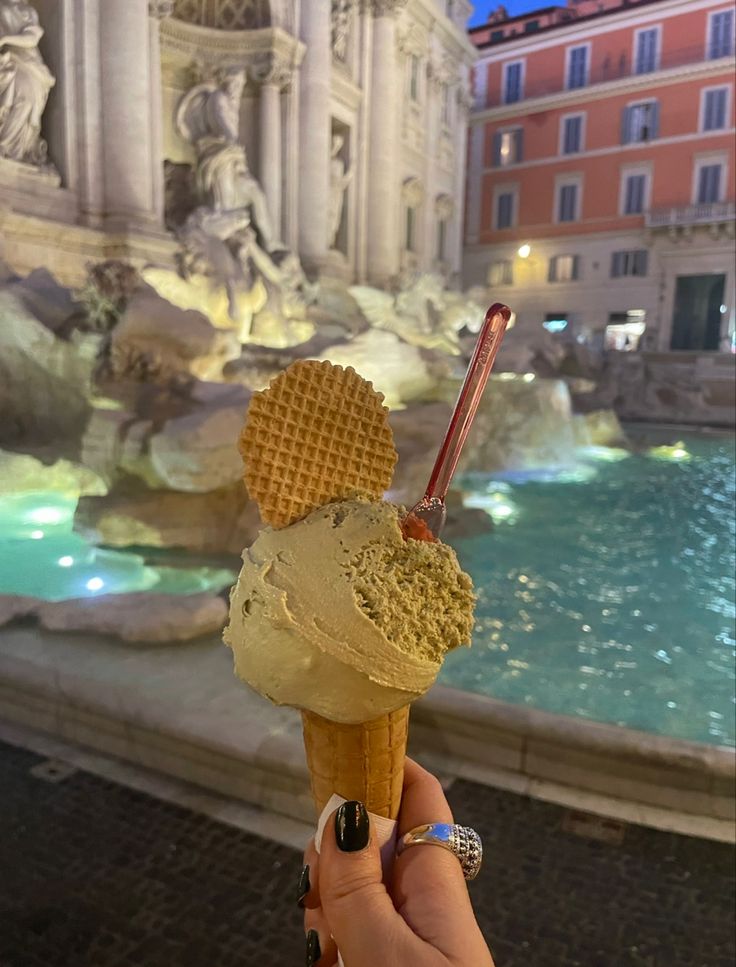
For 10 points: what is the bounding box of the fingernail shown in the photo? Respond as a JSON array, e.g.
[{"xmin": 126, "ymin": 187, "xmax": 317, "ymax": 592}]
[
  {"xmin": 305, "ymin": 928, "xmax": 321, "ymax": 966},
  {"xmin": 335, "ymin": 800, "xmax": 369, "ymax": 852},
  {"xmin": 296, "ymin": 864, "xmax": 310, "ymax": 907}
]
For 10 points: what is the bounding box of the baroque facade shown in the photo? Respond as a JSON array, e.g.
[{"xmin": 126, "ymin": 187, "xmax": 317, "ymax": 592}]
[
  {"xmin": 0, "ymin": 0, "xmax": 474, "ymax": 288},
  {"xmin": 465, "ymin": 0, "xmax": 736, "ymax": 353}
]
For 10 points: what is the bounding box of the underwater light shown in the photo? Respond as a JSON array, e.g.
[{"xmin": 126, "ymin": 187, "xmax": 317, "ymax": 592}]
[
  {"xmin": 30, "ymin": 530, "xmax": 44, "ymax": 540},
  {"xmin": 649, "ymin": 441, "xmax": 691, "ymax": 462},
  {"xmin": 86, "ymin": 577, "xmax": 105, "ymax": 592},
  {"xmin": 58, "ymin": 556, "xmax": 74, "ymax": 568},
  {"xmin": 27, "ymin": 507, "xmax": 64, "ymax": 525}
]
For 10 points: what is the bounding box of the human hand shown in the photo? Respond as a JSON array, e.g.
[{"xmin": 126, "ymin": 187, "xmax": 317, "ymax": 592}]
[{"xmin": 299, "ymin": 757, "xmax": 494, "ymax": 967}]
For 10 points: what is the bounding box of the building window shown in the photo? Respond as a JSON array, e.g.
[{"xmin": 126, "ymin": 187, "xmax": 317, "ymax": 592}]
[
  {"xmin": 696, "ymin": 163, "xmax": 723, "ymax": 203},
  {"xmin": 437, "ymin": 219, "xmax": 447, "ymax": 260},
  {"xmin": 611, "ymin": 250, "xmax": 649, "ymax": 277},
  {"xmin": 548, "ymin": 255, "xmax": 580, "ymax": 282},
  {"xmin": 543, "ymin": 313, "xmax": 569, "ymax": 333},
  {"xmin": 606, "ymin": 311, "xmax": 647, "ymax": 351},
  {"xmin": 409, "ymin": 55, "xmax": 420, "ymax": 101},
  {"xmin": 503, "ymin": 61, "xmax": 524, "ymax": 104},
  {"xmin": 621, "ymin": 101, "xmax": 660, "ymax": 143},
  {"xmin": 708, "ymin": 9, "xmax": 735, "ymax": 59},
  {"xmin": 556, "ymin": 181, "xmax": 580, "ymax": 222},
  {"xmin": 495, "ymin": 190, "xmax": 516, "ymax": 230},
  {"xmin": 634, "ymin": 27, "xmax": 660, "ymax": 74},
  {"xmin": 489, "ymin": 259, "xmax": 514, "ymax": 286},
  {"xmin": 622, "ymin": 172, "xmax": 647, "ymax": 214},
  {"xmin": 702, "ymin": 87, "xmax": 729, "ymax": 131},
  {"xmin": 492, "ymin": 128, "xmax": 524, "ymax": 167},
  {"xmin": 566, "ymin": 45, "xmax": 589, "ymax": 90},
  {"xmin": 525, "ymin": 19, "xmax": 540, "ymax": 33},
  {"xmin": 405, "ymin": 205, "xmax": 417, "ymax": 250},
  {"xmin": 561, "ymin": 114, "xmax": 584, "ymax": 154},
  {"xmin": 490, "ymin": 29, "xmax": 504, "ymax": 43}
]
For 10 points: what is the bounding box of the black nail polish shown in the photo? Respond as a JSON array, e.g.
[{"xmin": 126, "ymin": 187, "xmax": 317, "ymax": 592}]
[
  {"xmin": 305, "ymin": 928, "xmax": 321, "ymax": 966},
  {"xmin": 335, "ymin": 800, "xmax": 369, "ymax": 852},
  {"xmin": 297, "ymin": 864, "xmax": 310, "ymax": 907}
]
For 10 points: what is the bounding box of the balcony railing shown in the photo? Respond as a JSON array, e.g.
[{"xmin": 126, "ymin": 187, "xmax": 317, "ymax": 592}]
[
  {"xmin": 646, "ymin": 201, "xmax": 736, "ymax": 228},
  {"xmin": 476, "ymin": 41, "xmax": 735, "ymax": 109}
]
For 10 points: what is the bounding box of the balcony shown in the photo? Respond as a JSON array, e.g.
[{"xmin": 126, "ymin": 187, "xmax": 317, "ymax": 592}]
[
  {"xmin": 646, "ymin": 201, "xmax": 735, "ymax": 228},
  {"xmin": 476, "ymin": 42, "xmax": 735, "ymax": 109}
]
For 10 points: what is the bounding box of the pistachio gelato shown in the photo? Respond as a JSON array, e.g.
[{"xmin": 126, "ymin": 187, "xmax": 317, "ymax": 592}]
[{"xmin": 224, "ymin": 498, "xmax": 474, "ymax": 724}]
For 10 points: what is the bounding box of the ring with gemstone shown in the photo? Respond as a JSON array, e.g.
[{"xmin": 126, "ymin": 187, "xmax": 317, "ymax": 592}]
[{"xmin": 396, "ymin": 823, "xmax": 483, "ymax": 880}]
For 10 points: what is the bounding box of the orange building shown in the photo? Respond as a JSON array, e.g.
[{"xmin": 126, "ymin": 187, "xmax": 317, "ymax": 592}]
[{"xmin": 465, "ymin": 0, "xmax": 735, "ymax": 353}]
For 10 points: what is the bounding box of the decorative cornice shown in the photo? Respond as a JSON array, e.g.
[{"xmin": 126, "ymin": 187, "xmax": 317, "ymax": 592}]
[
  {"xmin": 249, "ymin": 51, "xmax": 296, "ymax": 89},
  {"xmin": 160, "ymin": 20, "xmax": 305, "ymax": 70},
  {"xmin": 372, "ymin": 0, "xmax": 408, "ymax": 18},
  {"xmin": 149, "ymin": 0, "xmax": 175, "ymax": 18}
]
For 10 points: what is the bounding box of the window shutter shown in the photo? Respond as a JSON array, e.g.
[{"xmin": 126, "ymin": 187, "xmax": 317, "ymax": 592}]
[
  {"xmin": 621, "ymin": 106, "xmax": 632, "ymax": 145},
  {"xmin": 704, "ymin": 91, "xmax": 714, "ymax": 130},
  {"xmin": 515, "ymin": 127, "xmax": 524, "ymax": 163},
  {"xmin": 649, "ymin": 101, "xmax": 660, "ymax": 139},
  {"xmin": 572, "ymin": 255, "xmax": 580, "ymax": 280},
  {"xmin": 611, "ymin": 252, "xmax": 622, "ymax": 277},
  {"xmin": 634, "ymin": 250, "xmax": 648, "ymax": 276},
  {"xmin": 548, "ymin": 258, "xmax": 557, "ymax": 282},
  {"xmin": 492, "ymin": 132, "xmax": 502, "ymax": 166}
]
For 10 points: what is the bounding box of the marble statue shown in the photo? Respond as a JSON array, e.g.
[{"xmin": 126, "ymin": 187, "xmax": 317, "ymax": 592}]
[
  {"xmin": 171, "ymin": 67, "xmax": 311, "ymax": 343},
  {"xmin": 331, "ymin": 0, "xmax": 352, "ymax": 62},
  {"xmin": 327, "ymin": 133, "xmax": 355, "ymax": 250},
  {"xmin": 0, "ymin": 0, "xmax": 55, "ymax": 166},
  {"xmin": 350, "ymin": 273, "xmax": 487, "ymax": 355},
  {"xmin": 176, "ymin": 68, "xmax": 281, "ymax": 252}
]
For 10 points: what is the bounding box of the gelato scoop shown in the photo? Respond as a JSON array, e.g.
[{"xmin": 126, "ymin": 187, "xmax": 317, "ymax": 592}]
[{"xmin": 224, "ymin": 498, "xmax": 474, "ymax": 724}]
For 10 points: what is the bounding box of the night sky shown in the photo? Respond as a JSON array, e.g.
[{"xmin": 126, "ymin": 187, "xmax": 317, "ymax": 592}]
[{"xmin": 469, "ymin": 0, "xmax": 558, "ymax": 26}]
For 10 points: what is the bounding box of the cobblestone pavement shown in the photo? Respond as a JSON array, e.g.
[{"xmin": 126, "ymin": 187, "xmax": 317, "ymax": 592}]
[{"xmin": 0, "ymin": 738, "xmax": 733, "ymax": 967}]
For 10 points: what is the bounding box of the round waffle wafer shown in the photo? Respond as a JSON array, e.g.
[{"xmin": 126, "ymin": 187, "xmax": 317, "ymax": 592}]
[{"xmin": 239, "ymin": 359, "xmax": 397, "ymax": 528}]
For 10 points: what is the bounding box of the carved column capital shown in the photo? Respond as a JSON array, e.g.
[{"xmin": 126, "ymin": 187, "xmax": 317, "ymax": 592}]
[
  {"xmin": 372, "ymin": 0, "xmax": 408, "ymax": 17},
  {"xmin": 456, "ymin": 84, "xmax": 473, "ymax": 116},
  {"xmin": 149, "ymin": 0, "xmax": 175, "ymax": 18},
  {"xmin": 249, "ymin": 52, "xmax": 294, "ymax": 90}
]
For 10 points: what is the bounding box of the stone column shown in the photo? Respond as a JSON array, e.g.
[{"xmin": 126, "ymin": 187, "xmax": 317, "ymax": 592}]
[
  {"xmin": 366, "ymin": 0, "xmax": 406, "ymax": 286},
  {"xmin": 97, "ymin": 0, "xmax": 159, "ymax": 230},
  {"xmin": 298, "ymin": 1, "xmax": 331, "ymax": 272},
  {"xmin": 354, "ymin": 3, "xmax": 373, "ymax": 282},
  {"xmin": 465, "ymin": 119, "xmax": 484, "ymax": 247},
  {"xmin": 452, "ymin": 82, "xmax": 472, "ymax": 277},
  {"xmin": 252, "ymin": 54, "xmax": 292, "ymax": 239},
  {"xmin": 148, "ymin": 1, "xmax": 173, "ymax": 224}
]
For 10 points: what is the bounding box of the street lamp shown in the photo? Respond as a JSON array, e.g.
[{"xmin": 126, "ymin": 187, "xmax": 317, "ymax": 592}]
[{"xmin": 517, "ymin": 243, "xmax": 531, "ymax": 259}]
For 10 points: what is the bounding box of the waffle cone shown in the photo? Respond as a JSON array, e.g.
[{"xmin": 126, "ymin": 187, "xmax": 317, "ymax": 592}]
[
  {"xmin": 301, "ymin": 706, "xmax": 410, "ymax": 820},
  {"xmin": 240, "ymin": 360, "xmax": 397, "ymax": 529}
]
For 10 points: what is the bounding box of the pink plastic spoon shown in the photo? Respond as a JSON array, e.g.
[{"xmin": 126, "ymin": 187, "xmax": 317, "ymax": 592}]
[{"xmin": 402, "ymin": 302, "xmax": 512, "ymax": 541}]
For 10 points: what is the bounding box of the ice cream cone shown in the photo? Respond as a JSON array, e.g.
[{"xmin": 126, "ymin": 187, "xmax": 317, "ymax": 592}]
[{"xmin": 301, "ymin": 705, "xmax": 410, "ymax": 820}]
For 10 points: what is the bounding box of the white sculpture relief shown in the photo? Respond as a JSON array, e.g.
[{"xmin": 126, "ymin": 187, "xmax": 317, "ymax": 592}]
[
  {"xmin": 173, "ymin": 0, "xmax": 271, "ymax": 29},
  {"xmin": 327, "ymin": 133, "xmax": 355, "ymax": 250},
  {"xmin": 331, "ymin": 0, "xmax": 353, "ymax": 62},
  {"xmin": 172, "ymin": 67, "xmax": 312, "ymax": 343},
  {"xmin": 0, "ymin": 0, "xmax": 55, "ymax": 167}
]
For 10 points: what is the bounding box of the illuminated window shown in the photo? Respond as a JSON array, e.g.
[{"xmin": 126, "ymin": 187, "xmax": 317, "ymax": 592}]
[
  {"xmin": 605, "ymin": 311, "xmax": 646, "ymax": 351},
  {"xmin": 492, "ymin": 128, "xmax": 524, "ymax": 166},
  {"xmin": 548, "ymin": 254, "xmax": 580, "ymax": 282},
  {"xmin": 489, "ymin": 260, "xmax": 514, "ymax": 286}
]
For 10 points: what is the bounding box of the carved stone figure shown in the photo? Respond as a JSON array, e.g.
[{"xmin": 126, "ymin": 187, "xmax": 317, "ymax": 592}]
[
  {"xmin": 327, "ymin": 133, "xmax": 355, "ymax": 250},
  {"xmin": 176, "ymin": 68, "xmax": 281, "ymax": 252},
  {"xmin": 172, "ymin": 66, "xmax": 311, "ymax": 343},
  {"xmin": 331, "ymin": 0, "xmax": 352, "ymax": 62},
  {"xmin": 0, "ymin": 0, "xmax": 55, "ymax": 166}
]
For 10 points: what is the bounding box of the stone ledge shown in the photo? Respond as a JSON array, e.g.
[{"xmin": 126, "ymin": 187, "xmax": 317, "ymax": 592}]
[{"xmin": 0, "ymin": 627, "xmax": 732, "ymax": 840}]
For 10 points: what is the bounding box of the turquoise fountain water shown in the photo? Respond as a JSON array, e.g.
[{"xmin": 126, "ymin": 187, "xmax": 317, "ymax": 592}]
[
  {"xmin": 0, "ymin": 492, "xmax": 234, "ymax": 601},
  {"xmin": 441, "ymin": 434, "xmax": 736, "ymax": 748}
]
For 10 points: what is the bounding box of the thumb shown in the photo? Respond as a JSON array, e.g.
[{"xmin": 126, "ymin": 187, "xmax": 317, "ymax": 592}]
[{"xmin": 318, "ymin": 801, "xmax": 420, "ymax": 967}]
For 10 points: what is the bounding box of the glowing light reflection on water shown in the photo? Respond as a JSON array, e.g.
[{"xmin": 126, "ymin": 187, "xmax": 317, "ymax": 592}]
[{"xmin": 442, "ymin": 436, "xmax": 736, "ymax": 747}]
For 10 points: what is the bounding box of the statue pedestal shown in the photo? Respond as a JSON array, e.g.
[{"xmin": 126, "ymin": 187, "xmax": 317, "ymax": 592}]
[{"xmin": 0, "ymin": 158, "xmax": 75, "ymax": 222}]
